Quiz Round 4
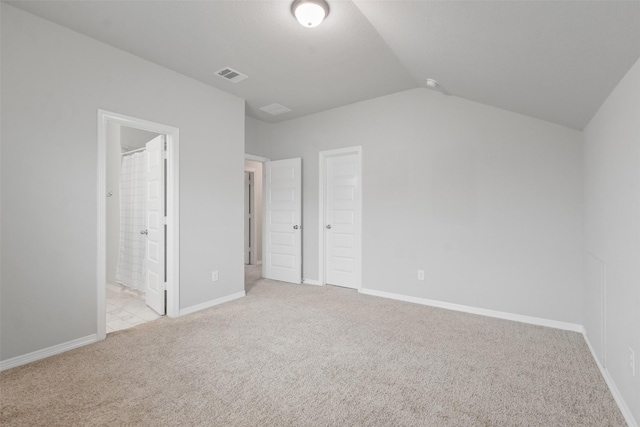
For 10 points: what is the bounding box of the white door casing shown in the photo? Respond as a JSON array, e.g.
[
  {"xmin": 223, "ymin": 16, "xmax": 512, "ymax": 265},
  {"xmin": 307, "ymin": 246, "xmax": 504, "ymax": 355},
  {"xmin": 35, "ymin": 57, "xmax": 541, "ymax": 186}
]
[
  {"xmin": 244, "ymin": 154, "xmax": 268, "ymax": 273},
  {"xmin": 98, "ymin": 110, "xmax": 179, "ymax": 341},
  {"xmin": 264, "ymin": 158, "xmax": 302, "ymax": 284},
  {"xmin": 320, "ymin": 147, "xmax": 362, "ymax": 289},
  {"xmin": 244, "ymin": 172, "xmax": 252, "ymax": 265},
  {"xmin": 144, "ymin": 135, "xmax": 166, "ymax": 314}
]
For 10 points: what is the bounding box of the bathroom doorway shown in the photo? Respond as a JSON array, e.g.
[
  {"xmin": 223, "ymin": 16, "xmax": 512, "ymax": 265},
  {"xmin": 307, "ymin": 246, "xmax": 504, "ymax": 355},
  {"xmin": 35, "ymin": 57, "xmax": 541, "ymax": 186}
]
[
  {"xmin": 98, "ymin": 110, "xmax": 180, "ymax": 340},
  {"xmin": 106, "ymin": 124, "xmax": 162, "ymax": 332}
]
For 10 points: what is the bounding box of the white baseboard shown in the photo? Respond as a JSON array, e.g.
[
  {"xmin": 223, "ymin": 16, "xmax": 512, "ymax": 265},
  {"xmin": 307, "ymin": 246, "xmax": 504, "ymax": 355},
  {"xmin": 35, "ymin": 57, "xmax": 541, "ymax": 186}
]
[
  {"xmin": 303, "ymin": 278, "xmax": 321, "ymax": 286},
  {"xmin": 358, "ymin": 288, "xmax": 583, "ymax": 333},
  {"xmin": 179, "ymin": 291, "xmax": 245, "ymax": 316},
  {"xmin": 583, "ymin": 331, "xmax": 638, "ymax": 427},
  {"xmin": 0, "ymin": 334, "xmax": 98, "ymax": 372}
]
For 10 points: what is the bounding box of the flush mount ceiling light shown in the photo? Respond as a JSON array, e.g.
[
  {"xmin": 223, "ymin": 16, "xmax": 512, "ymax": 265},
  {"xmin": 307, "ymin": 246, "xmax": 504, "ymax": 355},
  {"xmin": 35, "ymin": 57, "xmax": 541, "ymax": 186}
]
[
  {"xmin": 292, "ymin": 0, "xmax": 329, "ymax": 28},
  {"xmin": 426, "ymin": 78, "xmax": 439, "ymax": 88}
]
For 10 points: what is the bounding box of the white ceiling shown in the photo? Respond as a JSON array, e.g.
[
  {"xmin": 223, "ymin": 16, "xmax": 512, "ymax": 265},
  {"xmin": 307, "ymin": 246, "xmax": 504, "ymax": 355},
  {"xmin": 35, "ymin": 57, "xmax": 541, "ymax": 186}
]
[{"xmin": 6, "ymin": 0, "xmax": 640, "ymax": 130}]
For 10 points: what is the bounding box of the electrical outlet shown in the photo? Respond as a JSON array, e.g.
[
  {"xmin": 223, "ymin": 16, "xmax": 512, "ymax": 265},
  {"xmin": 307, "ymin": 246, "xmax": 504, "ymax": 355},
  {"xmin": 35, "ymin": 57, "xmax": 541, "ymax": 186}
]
[
  {"xmin": 212, "ymin": 271, "xmax": 219, "ymax": 282},
  {"xmin": 629, "ymin": 347, "xmax": 636, "ymax": 376},
  {"xmin": 418, "ymin": 270, "xmax": 425, "ymax": 281}
]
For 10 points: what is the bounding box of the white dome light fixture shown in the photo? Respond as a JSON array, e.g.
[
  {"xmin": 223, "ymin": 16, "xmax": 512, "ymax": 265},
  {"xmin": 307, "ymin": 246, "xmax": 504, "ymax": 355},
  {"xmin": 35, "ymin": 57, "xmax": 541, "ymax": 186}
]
[{"xmin": 292, "ymin": 0, "xmax": 329, "ymax": 28}]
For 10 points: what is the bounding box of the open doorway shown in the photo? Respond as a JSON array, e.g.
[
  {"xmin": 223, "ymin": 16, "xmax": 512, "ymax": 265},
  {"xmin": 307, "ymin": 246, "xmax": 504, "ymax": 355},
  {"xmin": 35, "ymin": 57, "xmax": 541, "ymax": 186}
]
[
  {"xmin": 98, "ymin": 110, "xmax": 180, "ymax": 341},
  {"xmin": 106, "ymin": 124, "xmax": 163, "ymax": 332},
  {"xmin": 244, "ymin": 155, "xmax": 266, "ymax": 292}
]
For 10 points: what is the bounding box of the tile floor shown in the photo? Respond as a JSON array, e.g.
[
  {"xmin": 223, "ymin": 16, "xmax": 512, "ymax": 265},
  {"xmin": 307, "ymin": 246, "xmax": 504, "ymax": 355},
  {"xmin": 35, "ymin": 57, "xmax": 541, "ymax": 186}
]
[
  {"xmin": 106, "ymin": 283, "xmax": 162, "ymax": 333},
  {"xmin": 107, "ymin": 266, "xmax": 260, "ymax": 333}
]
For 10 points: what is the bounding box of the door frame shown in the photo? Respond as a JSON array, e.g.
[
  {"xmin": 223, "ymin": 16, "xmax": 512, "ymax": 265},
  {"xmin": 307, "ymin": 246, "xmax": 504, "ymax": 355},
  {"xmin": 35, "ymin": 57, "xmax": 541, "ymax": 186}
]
[
  {"xmin": 318, "ymin": 146, "xmax": 362, "ymax": 288},
  {"xmin": 244, "ymin": 169, "xmax": 256, "ymax": 265},
  {"xmin": 97, "ymin": 110, "xmax": 180, "ymax": 341},
  {"xmin": 245, "ymin": 154, "xmax": 270, "ymax": 276}
]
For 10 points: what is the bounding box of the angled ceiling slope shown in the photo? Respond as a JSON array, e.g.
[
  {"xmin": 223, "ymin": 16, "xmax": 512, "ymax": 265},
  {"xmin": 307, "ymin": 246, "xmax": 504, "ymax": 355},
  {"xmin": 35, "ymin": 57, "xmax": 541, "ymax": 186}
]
[
  {"xmin": 5, "ymin": 0, "xmax": 640, "ymax": 129},
  {"xmin": 353, "ymin": 0, "xmax": 640, "ymax": 130}
]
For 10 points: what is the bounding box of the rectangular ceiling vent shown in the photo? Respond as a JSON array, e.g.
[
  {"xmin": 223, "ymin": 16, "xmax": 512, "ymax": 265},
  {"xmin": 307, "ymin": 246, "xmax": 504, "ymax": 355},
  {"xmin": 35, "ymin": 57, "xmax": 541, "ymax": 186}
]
[
  {"xmin": 260, "ymin": 103, "xmax": 292, "ymax": 116},
  {"xmin": 215, "ymin": 67, "xmax": 248, "ymax": 83}
]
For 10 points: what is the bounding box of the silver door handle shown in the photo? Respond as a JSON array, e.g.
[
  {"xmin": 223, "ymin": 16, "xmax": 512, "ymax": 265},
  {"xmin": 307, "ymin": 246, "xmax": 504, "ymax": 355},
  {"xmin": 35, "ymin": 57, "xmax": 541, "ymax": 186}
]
[
  {"xmin": 140, "ymin": 229, "xmax": 148, "ymax": 235},
  {"xmin": 293, "ymin": 225, "xmax": 299, "ymax": 230},
  {"xmin": 326, "ymin": 224, "xmax": 332, "ymax": 229}
]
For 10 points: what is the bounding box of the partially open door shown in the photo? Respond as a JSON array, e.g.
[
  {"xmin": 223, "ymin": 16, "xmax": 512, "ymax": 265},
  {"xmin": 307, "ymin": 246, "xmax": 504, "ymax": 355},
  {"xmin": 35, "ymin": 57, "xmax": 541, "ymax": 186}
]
[
  {"xmin": 264, "ymin": 158, "xmax": 302, "ymax": 284},
  {"xmin": 144, "ymin": 135, "xmax": 166, "ymax": 314}
]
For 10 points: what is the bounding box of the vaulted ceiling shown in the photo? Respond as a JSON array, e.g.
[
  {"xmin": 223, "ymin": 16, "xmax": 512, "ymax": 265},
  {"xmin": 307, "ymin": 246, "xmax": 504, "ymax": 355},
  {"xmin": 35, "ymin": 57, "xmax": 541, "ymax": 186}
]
[{"xmin": 7, "ymin": 0, "xmax": 640, "ymax": 129}]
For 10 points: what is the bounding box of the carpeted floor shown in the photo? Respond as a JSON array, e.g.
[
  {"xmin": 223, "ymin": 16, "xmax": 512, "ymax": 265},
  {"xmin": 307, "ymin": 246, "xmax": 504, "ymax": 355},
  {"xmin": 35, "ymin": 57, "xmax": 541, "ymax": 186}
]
[{"xmin": 0, "ymin": 275, "xmax": 627, "ymax": 426}]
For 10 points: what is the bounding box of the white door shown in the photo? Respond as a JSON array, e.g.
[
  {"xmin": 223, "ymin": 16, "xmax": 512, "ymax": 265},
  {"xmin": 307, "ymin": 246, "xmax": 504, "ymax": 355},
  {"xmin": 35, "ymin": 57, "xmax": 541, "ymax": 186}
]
[
  {"xmin": 264, "ymin": 158, "xmax": 302, "ymax": 284},
  {"xmin": 244, "ymin": 172, "xmax": 252, "ymax": 265},
  {"xmin": 144, "ymin": 135, "xmax": 165, "ymax": 314},
  {"xmin": 325, "ymin": 153, "xmax": 360, "ymax": 289}
]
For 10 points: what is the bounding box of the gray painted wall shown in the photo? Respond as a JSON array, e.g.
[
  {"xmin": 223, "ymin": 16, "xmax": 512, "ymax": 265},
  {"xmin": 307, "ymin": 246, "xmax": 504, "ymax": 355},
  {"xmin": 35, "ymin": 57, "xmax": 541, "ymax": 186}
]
[
  {"xmin": 245, "ymin": 116, "xmax": 273, "ymax": 159},
  {"xmin": 0, "ymin": 4, "xmax": 245, "ymax": 361},
  {"xmin": 583, "ymin": 57, "xmax": 640, "ymax": 423},
  {"xmin": 266, "ymin": 88, "xmax": 584, "ymax": 324}
]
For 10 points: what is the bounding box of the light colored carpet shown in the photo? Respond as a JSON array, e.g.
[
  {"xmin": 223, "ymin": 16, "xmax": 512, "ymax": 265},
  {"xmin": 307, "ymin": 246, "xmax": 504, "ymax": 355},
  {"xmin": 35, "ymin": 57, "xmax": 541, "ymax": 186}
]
[{"xmin": 1, "ymin": 278, "xmax": 626, "ymax": 426}]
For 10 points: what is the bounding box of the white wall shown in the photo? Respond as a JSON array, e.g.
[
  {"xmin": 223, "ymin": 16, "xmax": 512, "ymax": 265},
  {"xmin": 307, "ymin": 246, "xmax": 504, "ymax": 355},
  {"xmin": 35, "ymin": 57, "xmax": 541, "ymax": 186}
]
[
  {"xmin": 583, "ymin": 57, "xmax": 640, "ymax": 424},
  {"xmin": 0, "ymin": 4, "xmax": 245, "ymax": 361},
  {"xmin": 245, "ymin": 116, "xmax": 272, "ymax": 159},
  {"xmin": 267, "ymin": 88, "xmax": 584, "ymax": 324}
]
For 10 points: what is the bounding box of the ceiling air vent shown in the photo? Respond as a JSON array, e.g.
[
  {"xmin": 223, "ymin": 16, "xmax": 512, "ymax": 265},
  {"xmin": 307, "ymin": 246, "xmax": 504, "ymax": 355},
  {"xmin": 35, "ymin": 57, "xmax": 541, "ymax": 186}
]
[
  {"xmin": 260, "ymin": 103, "xmax": 292, "ymax": 116},
  {"xmin": 215, "ymin": 67, "xmax": 248, "ymax": 83}
]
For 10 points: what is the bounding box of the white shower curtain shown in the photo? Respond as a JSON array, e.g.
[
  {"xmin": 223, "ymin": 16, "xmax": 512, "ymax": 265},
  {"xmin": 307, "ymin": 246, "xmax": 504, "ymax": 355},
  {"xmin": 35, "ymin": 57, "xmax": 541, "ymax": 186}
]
[{"xmin": 115, "ymin": 151, "xmax": 147, "ymax": 292}]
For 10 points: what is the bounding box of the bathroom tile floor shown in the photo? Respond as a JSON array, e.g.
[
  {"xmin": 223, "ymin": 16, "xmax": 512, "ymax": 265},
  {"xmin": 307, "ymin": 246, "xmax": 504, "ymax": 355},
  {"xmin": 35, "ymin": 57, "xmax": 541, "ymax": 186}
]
[
  {"xmin": 106, "ymin": 265, "xmax": 259, "ymax": 333},
  {"xmin": 106, "ymin": 283, "xmax": 162, "ymax": 333}
]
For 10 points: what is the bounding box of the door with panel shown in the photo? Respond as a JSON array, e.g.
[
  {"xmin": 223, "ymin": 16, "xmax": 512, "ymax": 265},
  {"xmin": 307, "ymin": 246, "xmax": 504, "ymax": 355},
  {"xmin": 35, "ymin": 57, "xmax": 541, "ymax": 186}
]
[
  {"xmin": 264, "ymin": 158, "xmax": 302, "ymax": 284},
  {"xmin": 144, "ymin": 135, "xmax": 166, "ymax": 315},
  {"xmin": 325, "ymin": 153, "xmax": 360, "ymax": 289}
]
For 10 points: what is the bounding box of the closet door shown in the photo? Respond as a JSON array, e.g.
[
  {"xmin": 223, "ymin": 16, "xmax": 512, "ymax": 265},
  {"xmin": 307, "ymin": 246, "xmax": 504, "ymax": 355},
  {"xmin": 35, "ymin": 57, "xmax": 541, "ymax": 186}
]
[{"xmin": 324, "ymin": 152, "xmax": 360, "ymax": 289}]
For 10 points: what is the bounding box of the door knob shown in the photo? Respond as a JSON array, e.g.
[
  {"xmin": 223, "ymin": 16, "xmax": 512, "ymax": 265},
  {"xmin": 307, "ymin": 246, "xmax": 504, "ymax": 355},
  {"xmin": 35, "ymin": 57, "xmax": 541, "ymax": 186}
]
[
  {"xmin": 140, "ymin": 229, "xmax": 148, "ymax": 235},
  {"xmin": 326, "ymin": 224, "xmax": 332, "ymax": 229},
  {"xmin": 293, "ymin": 225, "xmax": 299, "ymax": 230}
]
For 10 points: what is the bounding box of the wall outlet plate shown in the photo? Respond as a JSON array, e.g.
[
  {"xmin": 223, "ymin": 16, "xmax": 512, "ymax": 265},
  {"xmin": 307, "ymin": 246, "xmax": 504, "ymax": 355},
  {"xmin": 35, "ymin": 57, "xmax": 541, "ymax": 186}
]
[
  {"xmin": 212, "ymin": 271, "xmax": 219, "ymax": 282},
  {"xmin": 418, "ymin": 270, "xmax": 425, "ymax": 281}
]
